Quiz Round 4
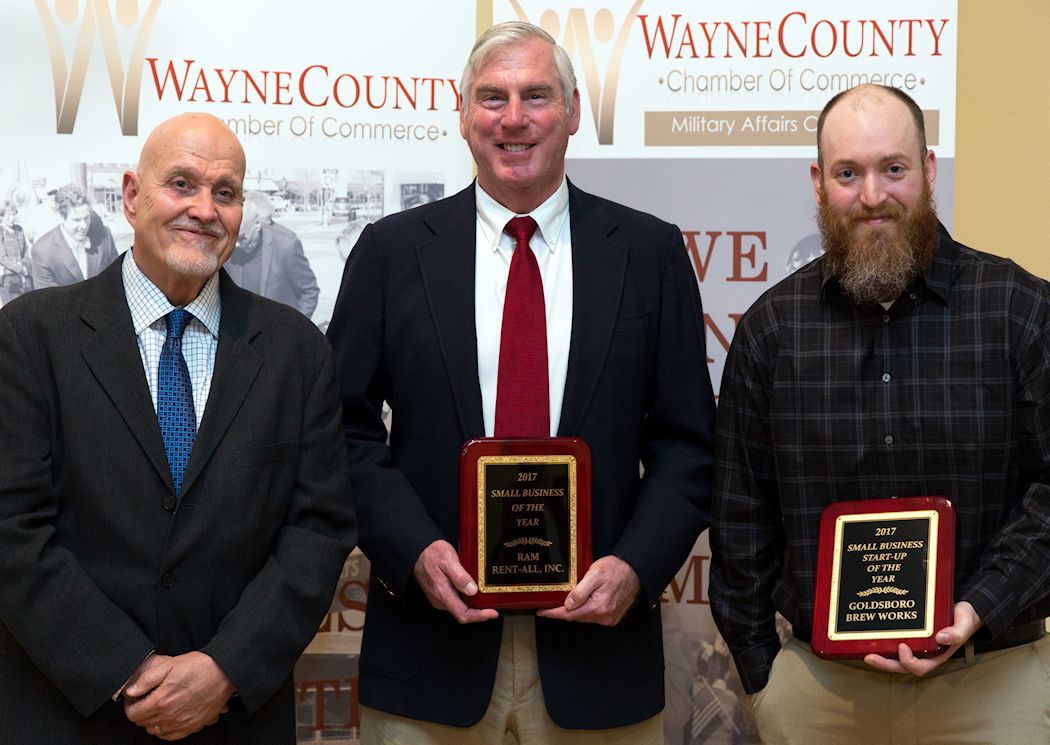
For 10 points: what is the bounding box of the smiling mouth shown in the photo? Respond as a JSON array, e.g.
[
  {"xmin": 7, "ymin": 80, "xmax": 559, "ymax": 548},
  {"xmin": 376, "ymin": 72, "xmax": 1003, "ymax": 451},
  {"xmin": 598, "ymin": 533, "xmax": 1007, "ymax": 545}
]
[{"xmin": 500, "ymin": 144, "xmax": 533, "ymax": 152}]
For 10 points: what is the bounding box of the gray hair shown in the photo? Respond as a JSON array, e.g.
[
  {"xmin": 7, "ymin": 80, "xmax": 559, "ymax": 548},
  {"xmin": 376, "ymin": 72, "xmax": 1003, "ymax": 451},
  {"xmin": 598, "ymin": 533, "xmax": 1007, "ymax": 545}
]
[
  {"xmin": 242, "ymin": 191, "xmax": 274, "ymax": 223},
  {"xmin": 460, "ymin": 21, "xmax": 577, "ymax": 114}
]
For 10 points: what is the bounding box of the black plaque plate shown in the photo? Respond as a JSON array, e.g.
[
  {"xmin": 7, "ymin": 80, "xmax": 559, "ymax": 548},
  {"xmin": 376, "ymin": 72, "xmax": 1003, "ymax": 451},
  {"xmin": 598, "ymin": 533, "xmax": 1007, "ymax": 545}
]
[
  {"xmin": 812, "ymin": 496, "xmax": 955, "ymax": 659},
  {"xmin": 459, "ymin": 438, "xmax": 592, "ymax": 609}
]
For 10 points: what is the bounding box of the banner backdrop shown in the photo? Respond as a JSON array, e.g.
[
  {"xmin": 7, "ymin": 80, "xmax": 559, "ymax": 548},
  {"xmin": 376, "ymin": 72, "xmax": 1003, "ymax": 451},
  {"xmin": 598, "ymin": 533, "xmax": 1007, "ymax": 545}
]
[{"xmin": 1, "ymin": 2, "xmax": 957, "ymax": 742}]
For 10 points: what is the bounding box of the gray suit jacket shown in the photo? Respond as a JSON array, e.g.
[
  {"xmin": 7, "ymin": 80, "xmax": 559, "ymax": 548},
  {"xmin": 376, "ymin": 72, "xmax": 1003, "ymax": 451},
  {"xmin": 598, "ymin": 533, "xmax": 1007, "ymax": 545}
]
[
  {"xmin": 0, "ymin": 256, "xmax": 356, "ymax": 743},
  {"xmin": 30, "ymin": 220, "xmax": 118, "ymax": 290}
]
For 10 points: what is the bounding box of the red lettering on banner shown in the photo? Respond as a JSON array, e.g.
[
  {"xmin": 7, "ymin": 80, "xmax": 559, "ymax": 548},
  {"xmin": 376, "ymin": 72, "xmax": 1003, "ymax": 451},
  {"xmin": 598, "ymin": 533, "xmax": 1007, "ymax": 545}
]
[
  {"xmin": 144, "ymin": 59, "xmax": 460, "ymax": 111},
  {"xmin": 727, "ymin": 231, "xmax": 768, "ymax": 282},
  {"xmin": 704, "ymin": 314, "xmax": 742, "ymax": 364},
  {"xmin": 273, "ymin": 71, "xmax": 292, "ymax": 105},
  {"xmin": 317, "ymin": 579, "xmax": 368, "ymax": 633},
  {"xmin": 299, "ymin": 65, "xmax": 329, "ymax": 106},
  {"xmin": 662, "ymin": 554, "xmax": 710, "ymax": 605},
  {"xmin": 189, "ymin": 69, "xmax": 214, "ymax": 102},
  {"xmin": 682, "ymin": 230, "xmax": 719, "ymax": 282},
  {"xmin": 215, "ymin": 69, "xmax": 237, "ymax": 103},
  {"xmin": 639, "ymin": 14, "xmax": 683, "ymax": 59},
  {"xmin": 146, "ymin": 58, "xmax": 194, "ymax": 99},
  {"xmin": 637, "ymin": 13, "xmax": 951, "ymax": 59}
]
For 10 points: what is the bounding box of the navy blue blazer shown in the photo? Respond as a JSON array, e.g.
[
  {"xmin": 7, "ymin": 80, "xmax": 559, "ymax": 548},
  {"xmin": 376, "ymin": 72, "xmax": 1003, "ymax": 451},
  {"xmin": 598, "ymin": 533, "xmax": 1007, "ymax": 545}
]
[{"xmin": 327, "ymin": 182, "xmax": 715, "ymax": 729}]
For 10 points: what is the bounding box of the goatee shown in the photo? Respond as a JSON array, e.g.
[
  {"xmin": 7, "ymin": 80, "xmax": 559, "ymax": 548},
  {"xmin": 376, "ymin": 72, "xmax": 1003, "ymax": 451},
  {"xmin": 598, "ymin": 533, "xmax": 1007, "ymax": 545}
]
[{"xmin": 818, "ymin": 179, "xmax": 940, "ymax": 305}]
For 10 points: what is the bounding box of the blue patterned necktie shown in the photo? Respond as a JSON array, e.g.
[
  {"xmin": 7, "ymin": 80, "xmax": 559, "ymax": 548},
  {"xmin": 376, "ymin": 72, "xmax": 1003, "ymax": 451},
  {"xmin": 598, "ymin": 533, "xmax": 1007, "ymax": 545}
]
[{"xmin": 158, "ymin": 309, "xmax": 196, "ymax": 496}]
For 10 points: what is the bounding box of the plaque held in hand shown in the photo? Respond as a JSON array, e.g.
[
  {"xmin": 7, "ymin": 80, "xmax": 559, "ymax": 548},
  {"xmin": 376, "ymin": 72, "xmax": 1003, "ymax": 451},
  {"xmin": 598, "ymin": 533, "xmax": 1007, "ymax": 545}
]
[
  {"xmin": 459, "ymin": 438, "xmax": 592, "ymax": 609},
  {"xmin": 811, "ymin": 496, "xmax": 955, "ymax": 659}
]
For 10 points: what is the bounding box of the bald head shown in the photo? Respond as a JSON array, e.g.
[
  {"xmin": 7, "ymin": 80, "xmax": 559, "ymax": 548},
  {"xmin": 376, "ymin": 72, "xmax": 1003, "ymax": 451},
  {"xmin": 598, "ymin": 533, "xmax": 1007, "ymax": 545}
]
[
  {"xmin": 816, "ymin": 85, "xmax": 927, "ymax": 168},
  {"xmin": 137, "ymin": 113, "xmax": 245, "ymax": 179},
  {"xmin": 122, "ymin": 112, "xmax": 247, "ymax": 305}
]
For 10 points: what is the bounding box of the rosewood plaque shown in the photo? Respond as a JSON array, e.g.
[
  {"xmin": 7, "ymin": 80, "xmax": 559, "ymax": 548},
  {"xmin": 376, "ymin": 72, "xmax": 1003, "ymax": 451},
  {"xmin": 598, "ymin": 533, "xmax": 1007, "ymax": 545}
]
[
  {"xmin": 811, "ymin": 496, "xmax": 955, "ymax": 659},
  {"xmin": 459, "ymin": 438, "xmax": 592, "ymax": 609}
]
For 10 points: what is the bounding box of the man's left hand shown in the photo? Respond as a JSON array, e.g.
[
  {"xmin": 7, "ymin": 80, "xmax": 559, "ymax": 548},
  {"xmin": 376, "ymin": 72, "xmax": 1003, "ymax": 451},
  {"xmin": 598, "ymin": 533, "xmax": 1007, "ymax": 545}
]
[
  {"xmin": 864, "ymin": 601, "xmax": 983, "ymax": 676},
  {"xmin": 537, "ymin": 556, "xmax": 641, "ymax": 626},
  {"xmin": 123, "ymin": 651, "xmax": 236, "ymax": 740}
]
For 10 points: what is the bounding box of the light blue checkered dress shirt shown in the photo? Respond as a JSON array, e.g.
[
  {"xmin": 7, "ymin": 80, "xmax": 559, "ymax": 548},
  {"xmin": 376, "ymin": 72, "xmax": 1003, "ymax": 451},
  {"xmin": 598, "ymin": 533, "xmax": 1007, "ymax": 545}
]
[{"xmin": 122, "ymin": 253, "xmax": 221, "ymax": 428}]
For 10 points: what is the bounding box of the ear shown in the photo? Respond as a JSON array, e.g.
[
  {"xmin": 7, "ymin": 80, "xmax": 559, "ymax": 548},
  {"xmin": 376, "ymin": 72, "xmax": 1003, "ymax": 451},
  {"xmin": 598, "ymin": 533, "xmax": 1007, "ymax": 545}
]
[
  {"xmin": 568, "ymin": 88, "xmax": 581, "ymax": 135},
  {"xmin": 923, "ymin": 149, "xmax": 937, "ymax": 192},
  {"xmin": 809, "ymin": 162, "xmax": 825, "ymax": 205},
  {"xmin": 121, "ymin": 171, "xmax": 139, "ymax": 228}
]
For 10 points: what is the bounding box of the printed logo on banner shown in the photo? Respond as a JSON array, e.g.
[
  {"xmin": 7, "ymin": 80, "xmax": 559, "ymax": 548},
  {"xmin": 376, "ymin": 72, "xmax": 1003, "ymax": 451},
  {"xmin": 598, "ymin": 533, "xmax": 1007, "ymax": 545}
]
[
  {"xmin": 36, "ymin": 0, "xmax": 162, "ymax": 136},
  {"xmin": 507, "ymin": 0, "xmax": 643, "ymax": 145}
]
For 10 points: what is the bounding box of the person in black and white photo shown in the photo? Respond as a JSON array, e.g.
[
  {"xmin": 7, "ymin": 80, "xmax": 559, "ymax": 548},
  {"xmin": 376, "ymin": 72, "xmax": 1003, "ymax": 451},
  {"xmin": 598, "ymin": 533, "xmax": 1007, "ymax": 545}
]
[
  {"xmin": 227, "ymin": 190, "xmax": 319, "ymax": 319},
  {"xmin": 29, "ymin": 183, "xmax": 117, "ymax": 290}
]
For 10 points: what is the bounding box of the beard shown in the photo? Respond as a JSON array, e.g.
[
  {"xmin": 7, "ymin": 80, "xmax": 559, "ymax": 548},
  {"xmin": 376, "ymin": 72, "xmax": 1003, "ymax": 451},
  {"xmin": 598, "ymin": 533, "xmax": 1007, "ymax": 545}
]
[{"xmin": 818, "ymin": 179, "xmax": 940, "ymax": 305}]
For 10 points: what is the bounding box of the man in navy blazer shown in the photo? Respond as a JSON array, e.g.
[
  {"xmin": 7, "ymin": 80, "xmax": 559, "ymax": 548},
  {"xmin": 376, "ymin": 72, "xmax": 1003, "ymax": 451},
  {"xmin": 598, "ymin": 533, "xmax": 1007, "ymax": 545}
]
[
  {"xmin": 327, "ymin": 22, "xmax": 714, "ymax": 744},
  {"xmin": 0, "ymin": 113, "xmax": 355, "ymax": 742}
]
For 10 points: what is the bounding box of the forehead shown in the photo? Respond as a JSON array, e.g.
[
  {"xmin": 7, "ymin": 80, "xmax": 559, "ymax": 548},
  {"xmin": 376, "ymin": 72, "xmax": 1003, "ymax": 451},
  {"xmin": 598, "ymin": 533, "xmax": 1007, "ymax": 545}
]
[
  {"xmin": 472, "ymin": 37, "xmax": 558, "ymax": 89},
  {"xmin": 66, "ymin": 203, "xmax": 91, "ymax": 217},
  {"xmin": 821, "ymin": 94, "xmax": 922, "ymax": 165},
  {"xmin": 145, "ymin": 124, "xmax": 245, "ymax": 183}
]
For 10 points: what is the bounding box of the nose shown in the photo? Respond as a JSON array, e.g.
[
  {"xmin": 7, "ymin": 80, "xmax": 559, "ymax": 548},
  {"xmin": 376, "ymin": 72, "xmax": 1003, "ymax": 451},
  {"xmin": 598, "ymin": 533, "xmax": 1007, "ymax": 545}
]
[
  {"xmin": 186, "ymin": 188, "xmax": 218, "ymax": 222},
  {"xmin": 501, "ymin": 95, "xmax": 528, "ymax": 128},
  {"xmin": 859, "ymin": 173, "xmax": 887, "ymax": 209}
]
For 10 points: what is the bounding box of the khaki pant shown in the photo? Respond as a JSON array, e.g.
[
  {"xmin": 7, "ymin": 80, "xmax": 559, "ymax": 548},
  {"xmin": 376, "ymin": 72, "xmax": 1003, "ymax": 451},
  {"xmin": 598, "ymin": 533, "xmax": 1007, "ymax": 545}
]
[
  {"xmin": 753, "ymin": 635, "xmax": 1050, "ymax": 745},
  {"xmin": 362, "ymin": 614, "xmax": 662, "ymax": 745}
]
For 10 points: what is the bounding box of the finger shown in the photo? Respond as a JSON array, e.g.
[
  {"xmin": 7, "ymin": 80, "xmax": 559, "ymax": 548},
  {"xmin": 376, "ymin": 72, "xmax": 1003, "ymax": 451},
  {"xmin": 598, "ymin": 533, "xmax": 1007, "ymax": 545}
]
[
  {"xmin": 563, "ymin": 572, "xmax": 599, "ymax": 611},
  {"xmin": 443, "ymin": 560, "xmax": 480, "ymax": 597},
  {"xmin": 536, "ymin": 606, "xmax": 574, "ymax": 622},
  {"xmin": 125, "ymin": 664, "xmax": 167, "ymax": 699}
]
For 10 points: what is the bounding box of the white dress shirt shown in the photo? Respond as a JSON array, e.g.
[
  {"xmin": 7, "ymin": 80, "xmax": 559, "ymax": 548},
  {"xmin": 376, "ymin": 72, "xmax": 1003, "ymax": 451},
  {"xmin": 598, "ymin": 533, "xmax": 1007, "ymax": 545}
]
[
  {"xmin": 61, "ymin": 224, "xmax": 89, "ymax": 280},
  {"xmin": 474, "ymin": 179, "xmax": 573, "ymax": 437}
]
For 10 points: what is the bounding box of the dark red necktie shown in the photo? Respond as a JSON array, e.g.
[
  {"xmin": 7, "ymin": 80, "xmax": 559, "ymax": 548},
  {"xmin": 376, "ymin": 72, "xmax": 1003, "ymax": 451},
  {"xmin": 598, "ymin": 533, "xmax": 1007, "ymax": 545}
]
[{"xmin": 494, "ymin": 216, "xmax": 549, "ymax": 437}]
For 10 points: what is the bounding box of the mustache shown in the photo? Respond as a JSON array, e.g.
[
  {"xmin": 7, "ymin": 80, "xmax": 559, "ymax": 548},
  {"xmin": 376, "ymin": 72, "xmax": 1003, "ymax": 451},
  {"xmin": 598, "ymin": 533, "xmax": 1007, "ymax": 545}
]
[
  {"xmin": 850, "ymin": 204, "xmax": 904, "ymax": 223},
  {"xmin": 169, "ymin": 218, "xmax": 225, "ymax": 238}
]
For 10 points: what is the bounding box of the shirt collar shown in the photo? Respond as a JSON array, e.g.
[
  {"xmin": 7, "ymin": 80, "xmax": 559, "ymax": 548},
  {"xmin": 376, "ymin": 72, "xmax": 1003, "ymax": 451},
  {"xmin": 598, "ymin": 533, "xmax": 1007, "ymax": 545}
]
[
  {"xmin": 475, "ymin": 177, "xmax": 570, "ymax": 255},
  {"xmin": 123, "ymin": 249, "xmax": 222, "ymax": 338},
  {"xmin": 61, "ymin": 224, "xmax": 85, "ymax": 252}
]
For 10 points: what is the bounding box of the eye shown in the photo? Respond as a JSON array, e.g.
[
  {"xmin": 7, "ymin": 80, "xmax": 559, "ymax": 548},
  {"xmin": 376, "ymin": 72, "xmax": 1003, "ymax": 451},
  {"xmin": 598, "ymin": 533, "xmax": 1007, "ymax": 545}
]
[
  {"xmin": 837, "ymin": 168, "xmax": 855, "ymax": 181},
  {"xmin": 214, "ymin": 188, "xmax": 240, "ymax": 206},
  {"xmin": 171, "ymin": 177, "xmax": 193, "ymax": 191},
  {"xmin": 886, "ymin": 164, "xmax": 905, "ymax": 176}
]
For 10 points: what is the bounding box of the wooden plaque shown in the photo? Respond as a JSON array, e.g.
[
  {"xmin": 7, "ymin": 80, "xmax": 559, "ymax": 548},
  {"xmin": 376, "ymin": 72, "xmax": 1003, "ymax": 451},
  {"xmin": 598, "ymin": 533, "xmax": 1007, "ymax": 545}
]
[
  {"xmin": 811, "ymin": 496, "xmax": 955, "ymax": 659},
  {"xmin": 459, "ymin": 438, "xmax": 592, "ymax": 609}
]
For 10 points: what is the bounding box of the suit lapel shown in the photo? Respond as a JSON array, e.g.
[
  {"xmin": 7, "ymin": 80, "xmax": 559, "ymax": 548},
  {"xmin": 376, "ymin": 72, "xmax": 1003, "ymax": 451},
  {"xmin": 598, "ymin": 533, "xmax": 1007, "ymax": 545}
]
[
  {"xmin": 78, "ymin": 257, "xmax": 173, "ymax": 489},
  {"xmin": 180, "ymin": 273, "xmax": 262, "ymax": 494},
  {"xmin": 57, "ymin": 233, "xmax": 85, "ymax": 283},
  {"xmin": 558, "ymin": 184, "xmax": 627, "ymax": 436},
  {"xmin": 415, "ymin": 185, "xmax": 485, "ymax": 440}
]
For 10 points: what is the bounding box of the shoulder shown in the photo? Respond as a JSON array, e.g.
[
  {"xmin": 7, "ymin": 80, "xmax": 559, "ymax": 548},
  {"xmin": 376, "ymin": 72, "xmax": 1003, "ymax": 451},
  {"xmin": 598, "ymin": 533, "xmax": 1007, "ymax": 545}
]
[
  {"xmin": 31, "ymin": 226, "xmax": 64, "ymax": 253},
  {"xmin": 264, "ymin": 221, "xmax": 300, "ymax": 246},
  {"xmin": 0, "ymin": 272, "xmax": 98, "ymax": 336}
]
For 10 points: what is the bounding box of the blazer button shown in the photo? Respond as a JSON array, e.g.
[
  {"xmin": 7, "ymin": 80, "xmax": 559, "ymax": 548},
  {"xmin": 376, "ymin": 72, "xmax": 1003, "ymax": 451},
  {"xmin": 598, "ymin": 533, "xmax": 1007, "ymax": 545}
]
[
  {"xmin": 162, "ymin": 496, "xmax": 177, "ymax": 511},
  {"xmin": 161, "ymin": 574, "xmax": 176, "ymax": 588}
]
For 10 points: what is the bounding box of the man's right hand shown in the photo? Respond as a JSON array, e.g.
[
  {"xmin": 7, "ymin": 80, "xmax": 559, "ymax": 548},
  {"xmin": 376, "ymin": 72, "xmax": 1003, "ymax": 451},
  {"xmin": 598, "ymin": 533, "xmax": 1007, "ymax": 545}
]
[{"xmin": 413, "ymin": 539, "xmax": 499, "ymax": 624}]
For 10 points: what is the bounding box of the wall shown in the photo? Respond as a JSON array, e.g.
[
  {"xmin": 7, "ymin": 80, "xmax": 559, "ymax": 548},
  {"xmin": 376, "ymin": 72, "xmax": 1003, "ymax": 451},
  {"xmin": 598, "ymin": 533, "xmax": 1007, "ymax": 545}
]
[{"xmin": 956, "ymin": 0, "xmax": 1050, "ymax": 278}]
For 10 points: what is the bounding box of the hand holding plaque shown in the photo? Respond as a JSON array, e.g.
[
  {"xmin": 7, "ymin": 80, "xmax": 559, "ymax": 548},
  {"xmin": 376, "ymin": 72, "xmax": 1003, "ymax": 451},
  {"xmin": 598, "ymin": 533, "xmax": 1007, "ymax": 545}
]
[
  {"xmin": 459, "ymin": 438, "xmax": 592, "ymax": 609},
  {"xmin": 811, "ymin": 496, "xmax": 955, "ymax": 659}
]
